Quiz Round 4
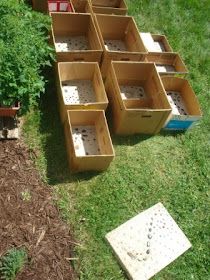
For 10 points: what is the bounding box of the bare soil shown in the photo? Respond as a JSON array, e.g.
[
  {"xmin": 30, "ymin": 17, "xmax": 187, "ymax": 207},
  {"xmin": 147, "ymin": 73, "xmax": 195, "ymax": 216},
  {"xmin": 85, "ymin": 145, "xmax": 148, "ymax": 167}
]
[{"xmin": 0, "ymin": 140, "xmax": 76, "ymax": 280}]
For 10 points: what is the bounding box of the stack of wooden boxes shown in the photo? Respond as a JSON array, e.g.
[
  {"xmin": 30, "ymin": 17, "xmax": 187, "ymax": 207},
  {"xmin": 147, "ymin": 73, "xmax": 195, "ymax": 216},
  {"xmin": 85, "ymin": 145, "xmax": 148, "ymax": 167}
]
[{"xmin": 32, "ymin": 0, "xmax": 202, "ymax": 172}]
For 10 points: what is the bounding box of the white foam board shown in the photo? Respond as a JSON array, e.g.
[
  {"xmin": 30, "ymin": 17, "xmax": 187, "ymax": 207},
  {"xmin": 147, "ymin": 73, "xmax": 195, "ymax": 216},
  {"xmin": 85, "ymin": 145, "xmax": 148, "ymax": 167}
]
[{"xmin": 106, "ymin": 202, "xmax": 192, "ymax": 280}]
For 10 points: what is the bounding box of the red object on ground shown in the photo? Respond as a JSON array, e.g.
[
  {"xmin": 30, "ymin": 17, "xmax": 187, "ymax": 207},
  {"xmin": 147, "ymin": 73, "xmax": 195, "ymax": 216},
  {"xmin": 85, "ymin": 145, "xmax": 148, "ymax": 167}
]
[{"xmin": 48, "ymin": 1, "xmax": 74, "ymax": 12}]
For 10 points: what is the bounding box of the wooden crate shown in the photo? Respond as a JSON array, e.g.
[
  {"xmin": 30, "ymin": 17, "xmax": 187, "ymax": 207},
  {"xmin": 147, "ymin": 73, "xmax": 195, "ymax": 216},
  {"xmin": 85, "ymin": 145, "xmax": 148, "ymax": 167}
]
[
  {"xmin": 105, "ymin": 62, "xmax": 172, "ymax": 135},
  {"xmin": 161, "ymin": 76, "xmax": 202, "ymax": 130},
  {"xmin": 90, "ymin": 0, "xmax": 128, "ymax": 15},
  {"xmin": 51, "ymin": 13, "xmax": 103, "ymax": 62},
  {"xmin": 140, "ymin": 32, "xmax": 173, "ymax": 53},
  {"xmin": 94, "ymin": 14, "xmax": 147, "ymax": 77},
  {"xmin": 71, "ymin": 0, "xmax": 92, "ymax": 12},
  {"xmin": 64, "ymin": 110, "xmax": 115, "ymax": 172},
  {"xmin": 146, "ymin": 53, "xmax": 188, "ymax": 76},
  {"xmin": 56, "ymin": 62, "xmax": 108, "ymax": 123}
]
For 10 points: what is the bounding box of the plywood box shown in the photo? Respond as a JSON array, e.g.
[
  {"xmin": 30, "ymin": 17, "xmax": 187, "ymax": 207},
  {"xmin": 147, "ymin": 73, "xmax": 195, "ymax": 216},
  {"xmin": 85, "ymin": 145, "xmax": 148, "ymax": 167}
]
[
  {"xmin": 94, "ymin": 14, "xmax": 147, "ymax": 77},
  {"xmin": 140, "ymin": 32, "xmax": 173, "ymax": 53},
  {"xmin": 90, "ymin": 0, "xmax": 128, "ymax": 15},
  {"xmin": 56, "ymin": 62, "xmax": 108, "ymax": 123},
  {"xmin": 71, "ymin": 0, "xmax": 92, "ymax": 13},
  {"xmin": 146, "ymin": 53, "xmax": 188, "ymax": 76},
  {"xmin": 51, "ymin": 13, "xmax": 103, "ymax": 62},
  {"xmin": 105, "ymin": 62, "xmax": 172, "ymax": 135},
  {"xmin": 161, "ymin": 76, "xmax": 202, "ymax": 130},
  {"xmin": 64, "ymin": 110, "xmax": 115, "ymax": 172}
]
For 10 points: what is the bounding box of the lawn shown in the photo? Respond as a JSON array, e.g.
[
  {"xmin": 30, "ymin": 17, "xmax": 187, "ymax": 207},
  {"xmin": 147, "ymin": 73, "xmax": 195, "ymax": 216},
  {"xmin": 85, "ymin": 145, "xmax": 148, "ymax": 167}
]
[{"xmin": 24, "ymin": 1, "xmax": 210, "ymax": 279}]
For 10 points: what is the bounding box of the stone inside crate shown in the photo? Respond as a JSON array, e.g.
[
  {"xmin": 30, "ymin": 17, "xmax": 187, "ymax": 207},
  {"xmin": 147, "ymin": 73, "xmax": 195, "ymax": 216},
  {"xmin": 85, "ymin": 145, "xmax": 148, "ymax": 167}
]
[
  {"xmin": 166, "ymin": 91, "xmax": 188, "ymax": 115},
  {"xmin": 55, "ymin": 35, "xmax": 89, "ymax": 52},
  {"xmin": 104, "ymin": 39, "xmax": 127, "ymax": 51},
  {"xmin": 72, "ymin": 126, "xmax": 101, "ymax": 156},
  {"xmin": 62, "ymin": 80, "xmax": 96, "ymax": 105},
  {"xmin": 120, "ymin": 85, "xmax": 147, "ymax": 100}
]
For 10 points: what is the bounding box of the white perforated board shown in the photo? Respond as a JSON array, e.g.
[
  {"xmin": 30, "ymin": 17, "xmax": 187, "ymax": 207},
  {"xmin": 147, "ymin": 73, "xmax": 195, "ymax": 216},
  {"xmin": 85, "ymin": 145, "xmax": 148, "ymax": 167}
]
[
  {"xmin": 166, "ymin": 91, "xmax": 188, "ymax": 116},
  {"xmin": 156, "ymin": 64, "xmax": 176, "ymax": 73},
  {"xmin": 105, "ymin": 39, "xmax": 127, "ymax": 51},
  {"xmin": 55, "ymin": 36, "xmax": 89, "ymax": 52},
  {"xmin": 120, "ymin": 85, "xmax": 146, "ymax": 100},
  {"xmin": 106, "ymin": 203, "xmax": 191, "ymax": 280},
  {"xmin": 62, "ymin": 80, "xmax": 96, "ymax": 105},
  {"xmin": 72, "ymin": 126, "xmax": 100, "ymax": 156}
]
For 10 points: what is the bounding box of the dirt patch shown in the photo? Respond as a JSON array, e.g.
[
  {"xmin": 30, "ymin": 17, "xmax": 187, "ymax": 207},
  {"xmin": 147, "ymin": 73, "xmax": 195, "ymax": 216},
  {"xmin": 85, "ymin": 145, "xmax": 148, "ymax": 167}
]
[{"xmin": 0, "ymin": 140, "xmax": 76, "ymax": 279}]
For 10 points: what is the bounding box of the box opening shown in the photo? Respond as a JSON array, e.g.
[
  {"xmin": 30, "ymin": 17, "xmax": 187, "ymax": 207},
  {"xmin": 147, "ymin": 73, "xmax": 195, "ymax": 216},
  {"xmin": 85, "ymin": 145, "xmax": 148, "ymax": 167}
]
[
  {"xmin": 52, "ymin": 13, "xmax": 102, "ymax": 52},
  {"xmin": 68, "ymin": 110, "xmax": 114, "ymax": 156},
  {"xmin": 96, "ymin": 15, "xmax": 145, "ymax": 52}
]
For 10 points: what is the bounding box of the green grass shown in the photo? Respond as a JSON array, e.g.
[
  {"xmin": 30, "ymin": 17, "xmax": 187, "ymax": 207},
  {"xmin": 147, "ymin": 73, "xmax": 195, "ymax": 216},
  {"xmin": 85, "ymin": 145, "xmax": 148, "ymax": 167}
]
[{"xmin": 24, "ymin": 1, "xmax": 210, "ymax": 279}]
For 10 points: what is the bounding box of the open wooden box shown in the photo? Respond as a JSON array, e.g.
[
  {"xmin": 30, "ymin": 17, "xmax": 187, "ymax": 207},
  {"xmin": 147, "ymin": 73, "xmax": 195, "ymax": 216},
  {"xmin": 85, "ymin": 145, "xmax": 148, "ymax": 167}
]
[
  {"xmin": 146, "ymin": 53, "xmax": 188, "ymax": 76},
  {"xmin": 140, "ymin": 32, "xmax": 173, "ymax": 53},
  {"xmin": 56, "ymin": 62, "xmax": 108, "ymax": 123},
  {"xmin": 161, "ymin": 76, "xmax": 202, "ymax": 130},
  {"xmin": 51, "ymin": 13, "xmax": 103, "ymax": 62},
  {"xmin": 90, "ymin": 0, "xmax": 128, "ymax": 15},
  {"xmin": 105, "ymin": 62, "xmax": 172, "ymax": 135},
  {"xmin": 71, "ymin": 0, "xmax": 91, "ymax": 13},
  {"xmin": 94, "ymin": 14, "xmax": 147, "ymax": 77},
  {"xmin": 64, "ymin": 110, "xmax": 115, "ymax": 172}
]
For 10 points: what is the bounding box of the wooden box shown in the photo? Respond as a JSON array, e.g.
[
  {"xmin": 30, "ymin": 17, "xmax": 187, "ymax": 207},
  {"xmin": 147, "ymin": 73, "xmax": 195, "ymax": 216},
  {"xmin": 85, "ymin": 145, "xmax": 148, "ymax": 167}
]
[
  {"xmin": 161, "ymin": 76, "xmax": 202, "ymax": 130},
  {"xmin": 90, "ymin": 0, "xmax": 128, "ymax": 15},
  {"xmin": 146, "ymin": 53, "xmax": 188, "ymax": 76},
  {"xmin": 140, "ymin": 32, "xmax": 173, "ymax": 53},
  {"xmin": 64, "ymin": 110, "xmax": 115, "ymax": 172},
  {"xmin": 105, "ymin": 62, "xmax": 172, "ymax": 135},
  {"xmin": 94, "ymin": 14, "xmax": 147, "ymax": 77},
  {"xmin": 71, "ymin": 0, "xmax": 92, "ymax": 13},
  {"xmin": 51, "ymin": 13, "xmax": 103, "ymax": 62},
  {"xmin": 56, "ymin": 62, "xmax": 108, "ymax": 123}
]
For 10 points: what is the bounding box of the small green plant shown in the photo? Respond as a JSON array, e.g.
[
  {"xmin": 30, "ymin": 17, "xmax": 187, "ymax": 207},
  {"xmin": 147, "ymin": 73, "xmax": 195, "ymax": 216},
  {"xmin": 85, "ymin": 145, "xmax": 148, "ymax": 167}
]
[
  {"xmin": 21, "ymin": 189, "xmax": 31, "ymax": 201},
  {"xmin": 0, "ymin": 248, "xmax": 27, "ymax": 280}
]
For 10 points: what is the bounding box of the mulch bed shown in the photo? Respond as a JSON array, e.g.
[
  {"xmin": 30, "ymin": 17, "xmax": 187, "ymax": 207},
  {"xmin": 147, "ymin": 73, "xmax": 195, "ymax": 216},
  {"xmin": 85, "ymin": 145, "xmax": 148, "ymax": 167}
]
[{"xmin": 0, "ymin": 140, "xmax": 76, "ymax": 279}]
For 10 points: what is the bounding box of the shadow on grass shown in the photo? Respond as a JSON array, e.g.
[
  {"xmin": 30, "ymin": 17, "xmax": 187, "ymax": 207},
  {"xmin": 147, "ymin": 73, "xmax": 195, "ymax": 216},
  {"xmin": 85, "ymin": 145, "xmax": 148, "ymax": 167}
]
[{"xmin": 38, "ymin": 68, "xmax": 153, "ymax": 185}]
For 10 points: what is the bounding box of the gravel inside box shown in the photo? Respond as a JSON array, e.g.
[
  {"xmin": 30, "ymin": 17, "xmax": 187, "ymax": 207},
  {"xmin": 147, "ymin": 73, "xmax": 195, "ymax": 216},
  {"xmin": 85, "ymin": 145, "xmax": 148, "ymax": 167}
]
[
  {"xmin": 62, "ymin": 80, "xmax": 96, "ymax": 105},
  {"xmin": 0, "ymin": 140, "xmax": 76, "ymax": 280}
]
